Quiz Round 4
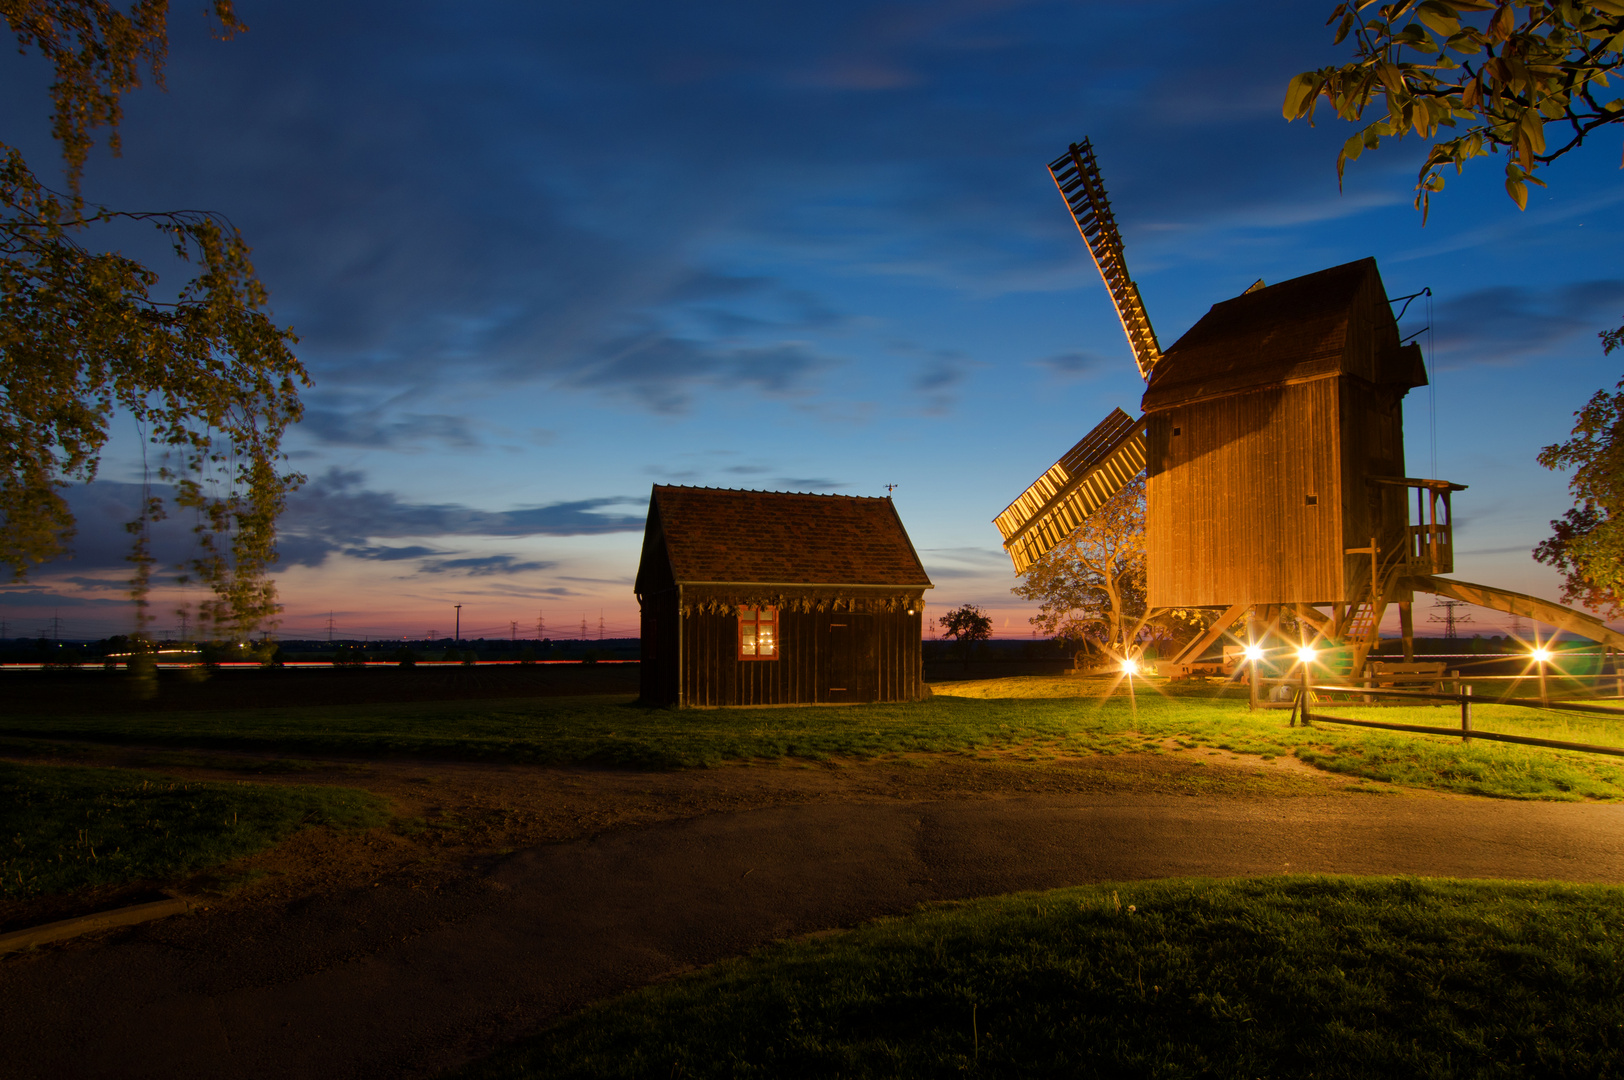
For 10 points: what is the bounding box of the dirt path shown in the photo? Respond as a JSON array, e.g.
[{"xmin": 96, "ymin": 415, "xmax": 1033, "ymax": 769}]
[
  {"xmin": 4, "ymin": 754, "xmax": 1624, "ymax": 1079},
  {"xmin": 0, "ymin": 741, "xmax": 1341, "ymax": 931}
]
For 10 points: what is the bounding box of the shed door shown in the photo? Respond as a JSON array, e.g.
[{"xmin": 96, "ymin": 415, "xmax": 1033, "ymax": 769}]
[{"xmin": 826, "ymin": 616, "xmax": 874, "ymax": 703}]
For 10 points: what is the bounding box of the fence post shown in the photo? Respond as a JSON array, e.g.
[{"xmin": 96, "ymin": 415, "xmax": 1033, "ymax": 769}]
[
  {"xmin": 1300, "ymin": 663, "xmax": 1312, "ymax": 727},
  {"xmin": 1461, "ymin": 684, "xmax": 1472, "ymax": 741}
]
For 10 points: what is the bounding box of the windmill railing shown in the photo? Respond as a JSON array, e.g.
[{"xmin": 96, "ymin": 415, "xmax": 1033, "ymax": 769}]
[
  {"xmin": 1289, "ymin": 681, "xmax": 1624, "ymax": 760},
  {"xmin": 1405, "ymin": 523, "xmax": 1454, "ymax": 576},
  {"xmin": 1369, "ymin": 475, "xmax": 1467, "ymax": 578}
]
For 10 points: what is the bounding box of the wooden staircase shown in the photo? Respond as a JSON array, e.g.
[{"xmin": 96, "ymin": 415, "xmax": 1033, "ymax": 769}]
[{"xmin": 1336, "ymin": 536, "xmax": 1410, "ymax": 677}]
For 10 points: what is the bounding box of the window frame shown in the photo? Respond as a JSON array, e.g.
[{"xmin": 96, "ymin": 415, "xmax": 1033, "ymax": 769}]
[{"xmin": 737, "ymin": 604, "xmax": 780, "ymax": 661}]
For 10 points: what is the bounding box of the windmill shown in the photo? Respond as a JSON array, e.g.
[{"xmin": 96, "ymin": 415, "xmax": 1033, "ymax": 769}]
[{"xmin": 995, "ymin": 138, "xmax": 1624, "ymax": 673}]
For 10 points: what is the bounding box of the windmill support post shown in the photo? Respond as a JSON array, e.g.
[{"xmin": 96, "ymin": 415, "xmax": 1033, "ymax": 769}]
[
  {"xmin": 1247, "ymin": 609, "xmax": 1260, "ymax": 712},
  {"xmin": 1166, "ymin": 602, "xmax": 1248, "ymax": 671}
]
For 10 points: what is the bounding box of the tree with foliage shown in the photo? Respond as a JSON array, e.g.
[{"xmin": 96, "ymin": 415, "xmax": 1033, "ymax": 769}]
[
  {"xmin": 1534, "ymin": 321, "xmax": 1624, "ymax": 616},
  {"xmin": 1011, "ymin": 476, "xmax": 1147, "ymax": 661},
  {"xmin": 936, "ymin": 603, "xmax": 993, "ymax": 670},
  {"xmin": 1284, "ymin": 2, "xmax": 1624, "ymax": 217},
  {"xmin": 2, "ymin": 1, "xmax": 307, "ymax": 641}
]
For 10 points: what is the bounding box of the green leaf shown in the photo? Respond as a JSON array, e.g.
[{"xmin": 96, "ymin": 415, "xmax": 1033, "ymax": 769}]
[
  {"xmin": 1283, "ymin": 72, "xmax": 1320, "ymax": 118},
  {"xmin": 1489, "ymin": 1, "xmax": 1515, "ymax": 42},
  {"xmin": 1333, "ymin": 8, "xmax": 1358, "ymax": 45},
  {"xmin": 1376, "ymin": 60, "xmax": 1410, "ymax": 98},
  {"xmin": 1416, "ymin": 1, "xmax": 1462, "ymax": 36},
  {"xmin": 1519, "ymin": 106, "xmax": 1547, "ymax": 155}
]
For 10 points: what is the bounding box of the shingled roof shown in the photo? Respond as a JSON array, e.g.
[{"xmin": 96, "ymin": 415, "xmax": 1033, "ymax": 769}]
[
  {"xmin": 636, "ymin": 486, "xmax": 933, "ymax": 590},
  {"xmin": 1141, "ymin": 257, "xmax": 1424, "ymax": 411}
]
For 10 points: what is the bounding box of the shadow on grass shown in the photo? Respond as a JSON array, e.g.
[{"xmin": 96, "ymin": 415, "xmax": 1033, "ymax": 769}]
[
  {"xmin": 1, "ymin": 761, "xmax": 389, "ymax": 904},
  {"xmin": 452, "ymin": 876, "xmax": 1624, "ymax": 1079}
]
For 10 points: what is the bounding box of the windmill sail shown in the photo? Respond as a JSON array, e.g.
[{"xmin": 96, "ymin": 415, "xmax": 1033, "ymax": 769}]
[
  {"xmin": 994, "ymin": 407, "xmax": 1146, "ymax": 574},
  {"xmin": 1049, "ymin": 140, "xmax": 1161, "ymax": 380}
]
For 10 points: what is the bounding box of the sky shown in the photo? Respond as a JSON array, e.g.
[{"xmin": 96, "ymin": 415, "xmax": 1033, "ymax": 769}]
[{"xmin": 3, "ymin": 0, "xmax": 1622, "ymax": 643}]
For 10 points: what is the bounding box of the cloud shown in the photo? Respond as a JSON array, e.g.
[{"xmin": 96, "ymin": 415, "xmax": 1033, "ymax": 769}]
[
  {"xmin": 14, "ymin": 475, "xmax": 646, "ymax": 578},
  {"xmin": 267, "ymin": 470, "xmax": 647, "ymax": 566},
  {"xmin": 564, "ymin": 333, "xmax": 834, "ymax": 413},
  {"xmin": 341, "ymin": 545, "xmax": 445, "ymax": 562},
  {"xmin": 73, "ymin": 0, "xmax": 1360, "ymax": 431},
  {"xmin": 418, "ymin": 555, "xmax": 555, "ymax": 576},
  {"xmin": 1458, "ymin": 544, "xmax": 1537, "ymax": 556},
  {"xmin": 1429, "ymin": 280, "xmax": 1624, "ymax": 366},
  {"xmin": 1033, "ymin": 349, "xmax": 1112, "ymax": 379},
  {"xmin": 914, "ymin": 354, "xmax": 973, "ymax": 415},
  {"xmin": 0, "ymin": 587, "xmax": 131, "ymax": 610},
  {"xmin": 918, "ymin": 544, "xmax": 1012, "ymax": 580},
  {"xmin": 773, "ymin": 477, "xmax": 843, "ymax": 490},
  {"xmin": 299, "ymin": 409, "xmax": 482, "ymax": 450}
]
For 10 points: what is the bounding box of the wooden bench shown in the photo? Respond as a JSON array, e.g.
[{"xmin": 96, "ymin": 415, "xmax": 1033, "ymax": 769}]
[
  {"xmin": 1367, "ymin": 661, "xmax": 1452, "ymax": 696},
  {"xmin": 1155, "ymin": 660, "xmax": 1229, "ymax": 682}
]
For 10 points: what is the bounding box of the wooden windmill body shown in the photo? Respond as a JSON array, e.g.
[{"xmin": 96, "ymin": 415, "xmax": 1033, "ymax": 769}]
[{"xmin": 996, "ymin": 139, "xmax": 1624, "ymax": 668}]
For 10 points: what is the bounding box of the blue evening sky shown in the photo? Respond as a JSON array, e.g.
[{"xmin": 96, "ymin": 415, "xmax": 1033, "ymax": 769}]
[{"xmin": 4, "ymin": 0, "xmax": 1622, "ymax": 641}]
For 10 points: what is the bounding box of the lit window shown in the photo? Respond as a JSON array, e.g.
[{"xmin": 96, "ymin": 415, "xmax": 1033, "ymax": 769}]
[{"xmin": 738, "ymin": 605, "xmax": 779, "ymax": 660}]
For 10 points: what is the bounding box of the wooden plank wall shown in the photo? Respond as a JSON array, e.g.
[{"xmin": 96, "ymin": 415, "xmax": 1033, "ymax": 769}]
[
  {"xmin": 1146, "ymin": 379, "xmax": 1345, "ymax": 608},
  {"xmin": 638, "ymin": 591, "xmax": 681, "ymax": 704},
  {"xmin": 1338, "ymin": 377, "xmax": 1410, "ymax": 570},
  {"xmin": 669, "ymin": 601, "xmax": 922, "ymax": 707}
]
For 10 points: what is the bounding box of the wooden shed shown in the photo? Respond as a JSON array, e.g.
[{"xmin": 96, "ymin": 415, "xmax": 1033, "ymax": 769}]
[
  {"xmin": 634, "ymin": 485, "xmax": 933, "ymax": 707},
  {"xmin": 1140, "ymin": 257, "xmax": 1430, "ymax": 611}
]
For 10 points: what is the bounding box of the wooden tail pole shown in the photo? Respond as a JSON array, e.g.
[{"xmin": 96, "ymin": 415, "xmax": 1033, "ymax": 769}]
[{"xmin": 1461, "ymin": 684, "xmax": 1473, "ymax": 741}]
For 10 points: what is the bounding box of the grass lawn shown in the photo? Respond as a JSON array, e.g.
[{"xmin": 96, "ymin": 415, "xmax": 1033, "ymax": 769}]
[
  {"xmin": 452, "ymin": 876, "xmax": 1624, "ymax": 1079},
  {"xmin": 5, "ymin": 675, "xmax": 1624, "ymax": 800},
  {"xmin": 1, "ymin": 761, "xmax": 389, "ymax": 900}
]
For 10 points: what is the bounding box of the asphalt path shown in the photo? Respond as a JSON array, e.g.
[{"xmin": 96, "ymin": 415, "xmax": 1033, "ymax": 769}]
[{"xmin": 6, "ymin": 792, "xmax": 1624, "ymax": 1079}]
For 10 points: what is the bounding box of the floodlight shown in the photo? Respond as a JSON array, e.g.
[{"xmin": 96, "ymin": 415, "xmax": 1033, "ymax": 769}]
[
  {"xmin": 1120, "ymin": 658, "xmax": 1138, "ymax": 675},
  {"xmin": 1243, "ymin": 645, "xmax": 1264, "ymax": 662},
  {"xmin": 1531, "ymin": 647, "xmax": 1552, "ymax": 663},
  {"xmin": 1296, "ymin": 646, "xmax": 1317, "ymax": 664}
]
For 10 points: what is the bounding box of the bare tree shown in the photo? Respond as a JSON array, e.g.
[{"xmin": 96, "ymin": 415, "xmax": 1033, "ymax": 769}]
[{"xmin": 1012, "ymin": 476, "xmax": 1145, "ymax": 660}]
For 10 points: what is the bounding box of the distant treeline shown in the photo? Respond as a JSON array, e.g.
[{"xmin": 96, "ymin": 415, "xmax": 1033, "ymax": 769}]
[
  {"xmin": 0, "ymin": 631, "xmax": 1594, "ymax": 668},
  {"xmin": 0, "ymin": 635, "xmax": 640, "ymax": 667}
]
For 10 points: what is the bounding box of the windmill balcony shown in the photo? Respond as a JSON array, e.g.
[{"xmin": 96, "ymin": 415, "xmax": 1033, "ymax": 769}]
[{"xmin": 1370, "ymin": 476, "xmax": 1468, "ymax": 578}]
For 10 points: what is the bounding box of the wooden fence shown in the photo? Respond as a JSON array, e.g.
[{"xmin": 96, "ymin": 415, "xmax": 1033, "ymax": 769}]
[{"xmin": 1292, "ymin": 682, "xmax": 1624, "ymax": 759}]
